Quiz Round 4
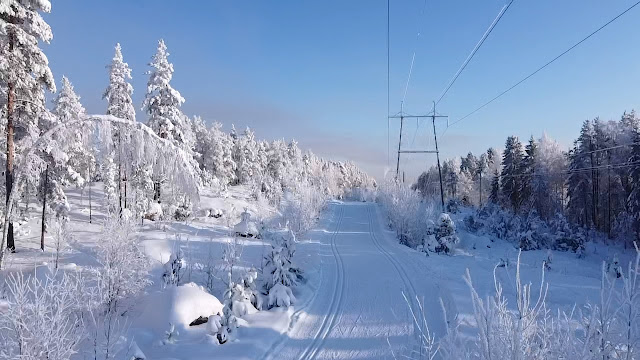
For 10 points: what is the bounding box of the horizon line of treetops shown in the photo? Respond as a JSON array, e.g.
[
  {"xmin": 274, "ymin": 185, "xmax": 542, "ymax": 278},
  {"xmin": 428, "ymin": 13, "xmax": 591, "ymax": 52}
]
[
  {"xmin": 413, "ymin": 111, "xmax": 640, "ymax": 244},
  {"xmin": 2, "ymin": 0, "xmax": 373, "ymax": 255}
]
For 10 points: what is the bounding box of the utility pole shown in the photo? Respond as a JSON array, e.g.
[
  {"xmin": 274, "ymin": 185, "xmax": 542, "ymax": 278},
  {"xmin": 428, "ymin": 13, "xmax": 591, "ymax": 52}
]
[
  {"xmin": 431, "ymin": 102, "xmax": 445, "ymax": 211},
  {"xmin": 389, "ymin": 101, "xmax": 447, "ymax": 211}
]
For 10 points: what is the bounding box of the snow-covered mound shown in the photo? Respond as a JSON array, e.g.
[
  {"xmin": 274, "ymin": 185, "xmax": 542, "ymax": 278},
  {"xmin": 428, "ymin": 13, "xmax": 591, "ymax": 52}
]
[
  {"xmin": 233, "ymin": 209, "xmax": 259, "ymax": 238},
  {"xmin": 135, "ymin": 283, "xmax": 223, "ymax": 333}
]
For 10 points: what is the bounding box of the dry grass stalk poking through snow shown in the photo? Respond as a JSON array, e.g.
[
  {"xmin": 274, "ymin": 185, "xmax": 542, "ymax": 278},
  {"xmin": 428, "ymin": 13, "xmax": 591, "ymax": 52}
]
[{"xmin": 403, "ymin": 248, "xmax": 640, "ymax": 360}]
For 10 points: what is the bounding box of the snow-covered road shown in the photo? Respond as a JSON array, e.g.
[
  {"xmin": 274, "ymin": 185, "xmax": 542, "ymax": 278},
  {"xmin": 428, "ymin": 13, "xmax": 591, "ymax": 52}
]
[{"xmin": 265, "ymin": 201, "xmax": 446, "ymax": 359}]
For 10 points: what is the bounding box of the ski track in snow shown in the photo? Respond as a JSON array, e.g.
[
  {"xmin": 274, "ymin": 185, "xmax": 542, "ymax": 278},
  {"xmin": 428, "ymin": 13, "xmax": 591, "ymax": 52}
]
[
  {"xmin": 300, "ymin": 204, "xmax": 347, "ymax": 360},
  {"xmin": 261, "ymin": 204, "xmax": 346, "ymax": 360},
  {"xmin": 268, "ymin": 202, "xmax": 434, "ymax": 359}
]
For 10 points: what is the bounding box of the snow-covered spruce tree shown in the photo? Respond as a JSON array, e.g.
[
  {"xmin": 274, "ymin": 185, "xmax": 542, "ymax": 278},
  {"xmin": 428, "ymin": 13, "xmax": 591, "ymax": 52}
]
[
  {"xmin": 210, "ymin": 122, "xmax": 236, "ymax": 186},
  {"xmin": 143, "ymin": 39, "xmax": 194, "ymax": 201},
  {"xmin": 500, "ymin": 135, "xmax": 524, "ymax": 212},
  {"xmin": 628, "ymin": 125, "xmax": 640, "ymax": 244},
  {"xmin": 262, "ymin": 243, "xmax": 297, "ymax": 308},
  {"xmin": 567, "ymin": 120, "xmax": 595, "ymax": 228},
  {"xmin": 192, "ymin": 115, "xmax": 214, "ymax": 182},
  {"xmin": 103, "ymin": 43, "xmax": 137, "ymax": 211},
  {"xmin": 233, "ymin": 127, "xmax": 260, "ymax": 185},
  {"xmin": 53, "ymin": 76, "xmax": 94, "ymax": 189},
  {"xmin": 0, "ymin": 0, "xmax": 56, "ymax": 252},
  {"xmin": 434, "ymin": 213, "xmax": 459, "ymax": 254},
  {"xmin": 242, "ymin": 267, "xmax": 262, "ymax": 310},
  {"xmin": 488, "ymin": 168, "xmax": 500, "ymax": 204}
]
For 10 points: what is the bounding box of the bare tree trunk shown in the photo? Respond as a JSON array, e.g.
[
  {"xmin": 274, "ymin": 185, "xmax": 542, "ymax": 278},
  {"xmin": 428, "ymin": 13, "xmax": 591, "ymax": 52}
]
[
  {"xmin": 40, "ymin": 166, "xmax": 48, "ymax": 251},
  {"xmin": 6, "ymin": 31, "xmax": 15, "ymax": 253},
  {"xmin": 124, "ymin": 170, "xmax": 127, "ymax": 209}
]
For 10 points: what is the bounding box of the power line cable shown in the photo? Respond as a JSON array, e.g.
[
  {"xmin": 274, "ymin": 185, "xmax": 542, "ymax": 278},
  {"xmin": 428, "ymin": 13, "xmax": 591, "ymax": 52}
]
[
  {"xmin": 435, "ymin": 0, "xmax": 515, "ymax": 106},
  {"xmin": 401, "ymin": 0, "xmax": 428, "ymax": 108},
  {"xmin": 442, "ymin": 0, "xmax": 640, "ymax": 136},
  {"xmin": 408, "ymin": 0, "xmax": 515, "ymax": 148},
  {"xmin": 387, "ymin": 0, "xmax": 391, "ymax": 166}
]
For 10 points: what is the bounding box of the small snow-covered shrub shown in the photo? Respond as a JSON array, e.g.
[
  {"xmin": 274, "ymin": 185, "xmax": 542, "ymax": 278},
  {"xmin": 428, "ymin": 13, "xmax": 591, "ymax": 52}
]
[
  {"xmin": 262, "ymin": 244, "xmax": 297, "ymax": 308},
  {"xmin": 242, "ymin": 268, "xmax": 262, "ymax": 310},
  {"xmin": 0, "ymin": 271, "xmax": 85, "ymax": 360},
  {"xmin": 217, "ymin": 282, "xmax": 239, "ymax": 344},
  {"xmin": 434, "ymin": 213, "xmax": 459, "ymax": 254},
  {"xmin": 268, "ymin": 283, "xmax": 296, "ymax": 308},
  {"xmin": 173, "ymin": 201, "xmax": 192, "ymax": 221},
  {"xmin": 280, "ymin": 182, "xmax": 327, "ymax": 236},
  {"xmin": 550, "ymin": 213, "xmax": 585, "ymax": 253},
  {"xmin": 96, "ymin": 215, "xmax": 151, "ymax": 311},
  {"xmin": 446, "ymin": 198, "xmax": 461, "ymax": 214},
  {"xmin": 144, "ymin": 202, "xmax": 163, "ymax": 221},
  {"xmin": 378, "ymin": 178, "xmax": 436, "ymax": 249},
  {"xmin": 163, "ymin": 247, "xmax": 185, "ymax": 287},
  {"xmin": 233, "ymin": 209, "xmax": 259, "ymax": 238}
]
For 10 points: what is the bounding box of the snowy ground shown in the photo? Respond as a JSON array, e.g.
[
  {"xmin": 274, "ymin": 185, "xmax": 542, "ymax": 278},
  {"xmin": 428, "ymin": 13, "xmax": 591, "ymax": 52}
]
[{"xmin": 0, "ymin": 185, "xmax": 628, "ymax": 359}]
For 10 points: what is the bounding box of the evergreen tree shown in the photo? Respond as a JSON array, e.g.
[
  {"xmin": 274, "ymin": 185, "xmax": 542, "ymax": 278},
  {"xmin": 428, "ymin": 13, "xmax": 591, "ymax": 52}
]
[
  {"xmin": 628, "ymin": 126, "xmax": 640, "ymax": 243},
  {"xmin": 1, "ymin": 0, "xmax": 56, "ymax": 252},
  {"xmin": 103, "ymin": 43, "xmax": 136, "ymax": 208},
  {"xmin": 53, "ymin": 76, "xmax": 93, "ymax": 188},
  {"xmin": 143, "ymin": 39, "xmax": 193, "ymax": 201},
  {"xmin": 489, "ymin": 169, "xmax": 500, "ymax": 204},
  {"xmin": 143, "ymin": 39, "xmax": 192, "ymax": 148},
  {"xmin": 500, "ymin": 136, "xmax": 524, "ymax": 211},
  {"xmin": 566, "ymin": 120, "xmax": 595, "ymax": 227}
]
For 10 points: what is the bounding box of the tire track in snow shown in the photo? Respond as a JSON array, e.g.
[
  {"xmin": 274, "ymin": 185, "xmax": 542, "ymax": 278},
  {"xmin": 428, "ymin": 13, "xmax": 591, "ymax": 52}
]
[
  {"xmin": 299, "ymin": 204, "xmax": 347, "ymax": 360},
  {"xmin": 366, "ymin": 204, "xmax": 422, "ymax": 356},
  {"xmin": 261, "ymin": 203, "xmax": 345, "ymax": 360}
]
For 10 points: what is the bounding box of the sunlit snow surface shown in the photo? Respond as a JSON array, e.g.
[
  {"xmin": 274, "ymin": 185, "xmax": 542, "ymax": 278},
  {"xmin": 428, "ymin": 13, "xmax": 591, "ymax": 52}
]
[{"xmin": 1, "ymin": 184, "xmax": 626, "ymax": 359}]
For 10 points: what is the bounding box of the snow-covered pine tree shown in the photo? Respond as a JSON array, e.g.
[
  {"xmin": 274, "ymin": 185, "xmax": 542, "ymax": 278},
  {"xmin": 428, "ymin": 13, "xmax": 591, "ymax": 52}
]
[
  {"xmin": 628, "ymin": 125, "xmax": 640, "ymax": 243},
  {"xmin": 143, "ymin": 39, "xmax": 194, "ymax": 202},
  {"xmin": 143, "ymin": 39, "xmax": 192, "ymax": 147},
  {"xmin": 52, "ymin": 76, "xmax": 94, "ymax": 188},
  {"xmin": 192, "ymin": 115, "xmax": 214, "ymax": 181},
  {"xmin": 489, "ymin": 169, "xmax": 500, "ymax": 205},
  {"xmin": 233, "ymin": 127, "xmax": 260, "ymax": 185},
  {"xmin": 434, "ymin": 213, "xmax": 459, "ymax": 254},
  {"xmin": 263, "ymin": 244, "xmax": 297, "ymax": 308},
  {"xmin": 500, "ymin": 136, "xmax": 524, "ymax": 212},
  {"xmin": 567, "ymin": 120, "xmax": 595, "ymax": 227},
  {"xmin": 0, "ymin": 0, "xmax": 56, "ymax": 252},
  {"xmin": 210, "ymin": 122, "xmax": 236, "ymax": 186},
  {"xmin": 103, "ymin": 43, "xmax": 137, "ymax": 211}
]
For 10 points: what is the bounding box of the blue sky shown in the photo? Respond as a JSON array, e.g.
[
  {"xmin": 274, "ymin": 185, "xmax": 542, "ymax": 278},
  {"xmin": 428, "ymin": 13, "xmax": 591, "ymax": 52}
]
[{"xmin": 43, "ymin": 1, "xmax": 640, "ymax": 181}]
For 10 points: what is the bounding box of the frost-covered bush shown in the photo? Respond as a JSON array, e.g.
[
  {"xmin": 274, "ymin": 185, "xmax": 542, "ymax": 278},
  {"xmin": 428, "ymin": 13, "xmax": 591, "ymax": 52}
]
[
  {"xmin": 95, "ymin": 215, "xmax": 151, "ymax": 311},
  {"xmin": 434, "ymin": 213, "xmax": 459, "ymax": 254},
  {"xmin": 242, "ymin": 268, "xmax": 262, "ymax": 310},
  {"xmin": 233, "ymin": 209, "xmax": 259, "ymax": 238},
  {"xmin": 144, "ymin": 202, "xmax": 163, "ymax": 221},
  {"xmin": 550, "ymin": 213, "xmax": 585, "ymax": 253},
  {"xmin": 0, "ymin": 271, "xmax": 85, "ymax": 360},
  {"xmin": 378, "ymin": 178, "xmax": 436, "ymax": 249},
  {"xmin": 163, "ymin": 247, "xmax": 185, "ymax": 286},
  {"xmin": 280, "ymin": 182, "xmax": 327, "ymax": 236},
  {"xmin": 173, "ymin": 201, "xmax": 192, "ymax": 221}
]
